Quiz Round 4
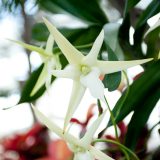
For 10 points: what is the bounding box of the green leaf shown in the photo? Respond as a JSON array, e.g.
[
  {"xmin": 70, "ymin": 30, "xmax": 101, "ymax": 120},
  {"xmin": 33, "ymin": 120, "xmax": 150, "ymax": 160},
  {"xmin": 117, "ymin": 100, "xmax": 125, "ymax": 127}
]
[
  {"xmin": 32, "ymin": 23, "xmax": 102, "ymax": 49},
  {"xmin": 134, "ymin": 0, "xmax": 160, "ymax": 47},
  {"xmin": 118, "ymin": 14, "xmax": 133, "ymax": 59},
  {"xmin": 19, "ymin": 65, "xmax": 48, "ymax": 103},
  {"xmin": 19, "ymin": 53, "xmax": 69, "ymax": 104},
  {"xmin": 102, "ymin": 43, "xmax": 121, "ymax": 91},
  {"xmin": 103, "ymin": 73, "xmax": 121, "ymax": 91},
  {"xmin": 37, "ymin": 0, "xmax": 108, "ymax": 25},
  {"xmin": 32, "ymin": 23, "xmax": 101, "ymax": 43},
  {"xmin": 108, "ymin": 60, "xmax": 160, "ymax": 126},
  {"xmin": 124, "ymin": 0, "xmax": 141, "ymax": 16},
  {"xmin": 119, "ymin": 0, "xmax": 160, "ymax": 59},
  {"xmin": 145, "ymin": 26, "xmax": 160, "ymax": 59},
  {"xmin": 102, "ymin": 23, "xmax": 122, "ymax": 91},
  {"xmin": 125, "ymin": 88, "xmax": 160, "ymax": 150},
  {"xmin": 136, "ymin": 0, "xmax": 160, "ymax": 29},
  {"xmin": 32, "ymin": 23, "xmax": 49, "ymax": 41}
]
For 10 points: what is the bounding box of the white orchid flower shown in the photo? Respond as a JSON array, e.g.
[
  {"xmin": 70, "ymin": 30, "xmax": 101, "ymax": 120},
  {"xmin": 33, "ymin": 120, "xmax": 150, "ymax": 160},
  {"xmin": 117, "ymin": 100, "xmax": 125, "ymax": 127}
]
[
  {"xmin": 32, "ymin": 105, "xmax": 114, "ymax": 160},
  {"xmin": 9, "ymin": 34, "xmax": 61, "ymax": 96},
  {"xmin": 43, "ymin": 18, "xmax": 153, "ymax": 131}
]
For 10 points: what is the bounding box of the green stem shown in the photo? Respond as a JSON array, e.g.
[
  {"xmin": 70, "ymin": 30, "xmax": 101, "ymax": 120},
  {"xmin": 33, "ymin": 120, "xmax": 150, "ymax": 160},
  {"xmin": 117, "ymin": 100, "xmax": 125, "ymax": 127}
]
[
  {"xmin": 76, "ymin": 43, "xmax": 93, "ymax": 49},
  {"xmin": 97, "ymin": 99, "xmax": 103, "ymax": 116},
  {"xmin": 54, "ymin": 43, "xmax": 93, "ymax": 54},
  {"xmin": 93, "ymin": 139, "xmax": 140, "ymax": 160},
  {"xmin": 104, "ymin": 97, "xmax": 119, "ymax": 140},
  {"xmin": 104, "ymin": 97, "xmax": 130, "ymax": 160},
  {"xmin": 116, "ymin": 71, "xmax": 130, "ymax": 117}
]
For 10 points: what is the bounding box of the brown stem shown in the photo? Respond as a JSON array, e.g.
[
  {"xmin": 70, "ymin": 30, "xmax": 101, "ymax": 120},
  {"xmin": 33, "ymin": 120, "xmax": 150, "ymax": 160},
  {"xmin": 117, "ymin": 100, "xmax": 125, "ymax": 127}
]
[{"xmin": 21, "ymin": 2, "xmax": 37, "ymax": 123}]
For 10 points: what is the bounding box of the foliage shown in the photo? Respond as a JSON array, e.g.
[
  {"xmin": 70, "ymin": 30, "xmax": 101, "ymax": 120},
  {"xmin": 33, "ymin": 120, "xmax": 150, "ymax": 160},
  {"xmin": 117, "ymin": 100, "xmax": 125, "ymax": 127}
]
[
  {"xmin": 22, "ymin": 0, "xmax": 160, "ymax": 153},
  {"xmin": 1, "ymin": 0, "xmax": 160, "ymax": 159}
]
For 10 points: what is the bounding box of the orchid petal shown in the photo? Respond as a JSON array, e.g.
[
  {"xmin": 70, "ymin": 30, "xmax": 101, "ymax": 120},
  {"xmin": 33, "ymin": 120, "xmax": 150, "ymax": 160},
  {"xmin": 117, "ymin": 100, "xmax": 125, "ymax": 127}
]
[
  {"xmin": 32, "ymin": 105, "xmax": 114, "ymax": 160},
  {"xmin": 45, "ymin": 61, "xmax": 53, "ymax": 90},
  {"xmin": 80, "ymin": 110, "xmax": 107, "ymax": 147},
  {"xmin": 32, "ymin": 104, "xmax": 64, "ymax": 137},
  {"xmin": 97, "ymin": 58, "xmax": 153, "ymax": 74},
  {"xmin": 45, "ymin": 74, "xmax": 52, "ymax": 92},
  {"xmin": 52, "ymin": 65, "xmax": 80, "ymax": 80},
  {"xmin": 31, "ymin": 64, "xmax": 48, "ymax": 96},
  {"xmin": 54, "ymin": 54, "xmax": 62, "ymax": 69},
  {"xmin": 43, "ymin": 18, "xmax": 83, "ymax": 64},
  {"xmin": 31, "ymin": 105, "xmax": 83, "ymax": 147},
  {"xmin": 45, "ymin": 34, "xmax": 54, "ymax": 55},
  {"xmin": 64, "ymin": 81, "xmax": 86, "ymax": 131},
  {"xmin": 80, "ymin": 68, "xmax": 105, "ymax": 102},
  {"xmin": 74, "ymin": 151, "xmax": 94, "ymax": 160},
  {"xmin": 84, "ymin": 30, "xmax": 104, "ymax": 65},
  {"xmin": 90, "ymin": 146, "xmax": 114, "ymax": 160},
  {"xmin": 8, "ymin": 39, "xmax": 47, "ymax": 57}
]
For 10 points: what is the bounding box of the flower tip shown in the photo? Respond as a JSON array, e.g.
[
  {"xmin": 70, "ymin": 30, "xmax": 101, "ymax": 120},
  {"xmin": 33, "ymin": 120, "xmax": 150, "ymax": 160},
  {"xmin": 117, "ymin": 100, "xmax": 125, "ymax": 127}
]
[
  {"xmin": 43, "ymin": 17, "xmax": 57, "ymax": 34},
  {"xmin": 63, "ymin": 123, "xmax": 68, "ymax": 134},
  {"xmin": 42, "ymin": 16, "xmax": 48, "ymax": 23},
  {"xmin": 43, "ymin": 17, "xmax": 52, "ymax": 28},
  {"xmin": 30, "ymin": 103, "xmax": 35, "ymax": 110},
  {"xmin": 99, "ymin": 29, "xmax": 104, "ymax": 40},
  {"xmin": 147, "ymin": 58, "xmax": 154, "ymax": 62},
  {"xmin": 100, "ymin": 29, "xmax": 105, "ymax": 36},
  {"xmin": 6, "ymin": 38, "xmax": 17, "ymax": 43},
  {"xmin": 30, "ymin": 90, "xmax": 35, "ymax": 97}
]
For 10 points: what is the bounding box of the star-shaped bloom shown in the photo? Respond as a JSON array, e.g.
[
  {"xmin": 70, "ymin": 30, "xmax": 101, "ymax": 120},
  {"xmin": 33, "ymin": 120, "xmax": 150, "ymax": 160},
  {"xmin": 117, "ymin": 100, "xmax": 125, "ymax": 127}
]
[
  {"xmin": 43, "ymin": 18, "xmax": 153, "ymax": 131},
  {"xmin": 32, "ymin": 105, "xmax": 114, "ymax": 160},
  {"xmin": 10, "ymin": 34, "xmax": 61, "ymax": 96}
]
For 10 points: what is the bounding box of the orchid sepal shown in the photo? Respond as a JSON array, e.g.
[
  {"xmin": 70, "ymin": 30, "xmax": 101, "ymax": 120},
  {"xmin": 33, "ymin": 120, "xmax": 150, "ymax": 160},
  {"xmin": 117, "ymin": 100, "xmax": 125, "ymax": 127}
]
[
  {"xmin": 43, "ymin": 18, "xmax": 153, "ymax": 131},
  {"xmin": 31, "ymin": 105, "xmax": 114, "ymax": 160}
]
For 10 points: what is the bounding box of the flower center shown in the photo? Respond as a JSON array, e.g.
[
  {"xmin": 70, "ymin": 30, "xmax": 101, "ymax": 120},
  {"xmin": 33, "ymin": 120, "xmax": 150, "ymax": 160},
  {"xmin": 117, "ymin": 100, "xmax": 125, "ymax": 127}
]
[
  {"xmin": 80, "ymin": 65, "xmax": 91, "ymax": 75},
  {"xmin": 69, "ymin": 143, "xmax": 85, "ymax": 153}
]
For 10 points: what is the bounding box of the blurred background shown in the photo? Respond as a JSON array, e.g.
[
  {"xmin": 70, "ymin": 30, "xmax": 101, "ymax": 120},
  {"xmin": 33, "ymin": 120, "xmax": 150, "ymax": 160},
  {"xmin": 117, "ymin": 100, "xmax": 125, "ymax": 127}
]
[{"xmin": 0, "ymin": 0, "xmax": 159, "ymax": 159}]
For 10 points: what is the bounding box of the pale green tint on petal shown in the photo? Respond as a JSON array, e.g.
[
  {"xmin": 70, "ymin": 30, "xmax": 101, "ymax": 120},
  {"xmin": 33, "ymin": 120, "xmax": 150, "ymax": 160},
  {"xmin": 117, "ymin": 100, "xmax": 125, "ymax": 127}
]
[
  {"xmin": 8, "ymin": 39, "xmax": 47, "ymax": 57},
  {"xmin": 45, "ymin": 61, "xmax": 54, "ymax": 90},
  {"xmin": 32, "ymin": 105, "xmax": 84, "ymax": 147},
  {"xmin": 90, "ymin": 146, "xmax": 114, "ymax": 160},
  {"xmin": 80, "ymin": 110, "xmax": 107, "ymax": 147},
  {"xmin": 52, "ymin": 65, "xmax": 80, "ymax": 80},
  {"xmin": 97, "ymin": 58, "xmax": 153, "ymax": 74},
  {"xmin": 32, "ymin": 105, "xmax": 113, "ymax": 159},
  {"xmin": 45, "ymin": 34, "xmax": 54, "ymax": 55},
  {"xmin": 45, "ymin": 74, "xmax": 52, "ymax": 92},
  {"xmin": 74, "ymin": 151, "xmax": 94, "ymax": 160},
  {"xmin": 144, "ymin": 19, "xmax": 160, "ymax": 37},
  {"xmin": 54, "ymin": 54, "xmax": 62, "ymax": 69},
  {"xmin": 64, "ymin": 81, "xmax": 86, "ymax": 131},
  {"xmin": 32, "ymin": 104, "xmax": 64, "ymax": 137},
  {"xmin": 84, "ymin": 30, "xmax": 104, "ymax": 66},
  {"xmin": 43, "ymin": 18, "xmax": 83, "ymax": 64},
  {"xmin": 30, "ymin": 64, "xmax": 48, "ymax": 96},
  {"xmin": 80, "ymin": 68, "xmax": 105, "ymax": 101}
]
